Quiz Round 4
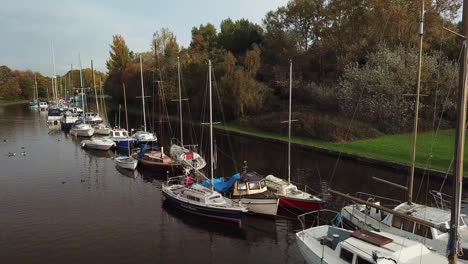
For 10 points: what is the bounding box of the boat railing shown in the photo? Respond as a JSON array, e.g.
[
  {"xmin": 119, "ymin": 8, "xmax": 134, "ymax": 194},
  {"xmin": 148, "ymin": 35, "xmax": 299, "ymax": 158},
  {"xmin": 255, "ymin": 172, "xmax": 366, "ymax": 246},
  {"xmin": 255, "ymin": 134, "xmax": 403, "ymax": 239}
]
[
  {"xmin": 298, "ymin": 209, "xmax": 343, "ymax": 232},
  {"xmin": 429, "ymin": 189, "xmax": 468, "ymax": 210},
  {"xmin": 354, "ymin": 192, "xmax": 402, "ymax": 208}
]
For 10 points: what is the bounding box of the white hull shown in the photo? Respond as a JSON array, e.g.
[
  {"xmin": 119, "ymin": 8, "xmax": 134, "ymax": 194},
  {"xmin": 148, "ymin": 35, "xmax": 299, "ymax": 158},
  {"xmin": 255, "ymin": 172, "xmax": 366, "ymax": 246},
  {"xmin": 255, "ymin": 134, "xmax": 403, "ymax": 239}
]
[
  {"xmin": 231, "ymin": 197, "xmax": 278, "ymax": 216},
  {"xmin": 70, "ymin": 128, "xmax": 94, "ymax": 137},
  {"xmin": 81, "ymin": 139, "xmax": 115, "ymax": 150},
  {"xmin": 94, "ymin": 128, "xmax": 111, "ymax": 135},
  {"xmin": 115, "ymin": 157, "xmax": 138, "ymax": 170}
]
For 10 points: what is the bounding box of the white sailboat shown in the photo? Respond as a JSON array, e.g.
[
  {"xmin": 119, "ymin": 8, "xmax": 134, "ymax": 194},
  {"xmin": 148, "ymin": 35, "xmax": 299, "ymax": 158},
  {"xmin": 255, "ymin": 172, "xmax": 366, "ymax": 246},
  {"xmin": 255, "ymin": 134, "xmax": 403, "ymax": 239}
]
[
  {"xmin": 70, "ymin": 54, "xmax": 94, "ymax": 137},
  {"xmin": 115, "ymin": 83, "xmax": 138, "ymax": 171},
  {"xmin": 132, "ymin": 55, "xmax": 157, "ymax": 145},
  {"xmin": 169, "ymin": 56, "xmax": 206, "ymax": 170},
  {"xmin": 161, "ymin": 60, "xmax": 247, "ymax": 226}
]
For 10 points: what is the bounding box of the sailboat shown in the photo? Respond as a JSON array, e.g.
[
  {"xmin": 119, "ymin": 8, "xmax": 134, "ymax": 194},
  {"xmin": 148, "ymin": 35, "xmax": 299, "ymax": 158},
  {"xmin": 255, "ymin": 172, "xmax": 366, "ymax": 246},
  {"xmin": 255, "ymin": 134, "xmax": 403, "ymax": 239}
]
[
  {"xmin": 115, "ymin": 83, "xmax": 138, "ymax": 171},
  {"xmin": 88, "ymin": 60, "xmax": 110, "ymax": 135},
  {"xmin": 133, "ymin": 56, "xmax": 179, "ymax": 172},
  {"xmin": 337, "ymin": 2, "xmax": 468, "ymax": 260},
  {"xmin": 161, "ymin": 60, "xmax": 248, "ymax": 227},
  {"xmin": 169, "ymin": 56, "xmax": 207, "ymax": 171},
  {"xmin": 132, "ymin": 55, "xmax": 158, "ymax": 145},
  {"xmin": 29, "ymin": 74, "xmax": 39, "ymax": 108},
  {"xmin": 300, "ymin": 1, "xmax": 468, "ymax": 263},
  {"xmin": 70, "ymin": 54, "xmax": 94, "ymax": 137},
  {"xmin": 264, "ymin": 60, "xmax": 323, "ymax": 211}
]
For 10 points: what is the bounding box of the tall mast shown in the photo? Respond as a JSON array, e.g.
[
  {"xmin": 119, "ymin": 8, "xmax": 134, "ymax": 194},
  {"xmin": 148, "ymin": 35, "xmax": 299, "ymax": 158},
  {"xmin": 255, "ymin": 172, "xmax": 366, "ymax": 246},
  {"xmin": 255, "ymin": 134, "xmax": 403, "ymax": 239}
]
[
  {"xmin": 209, "ymin": 60, "xmax": 214, "ymax": 193},
  {"xmin": 51, "ymin": 42, "xmax": 58, "ymax": 104},
  {"xmin": 91, "ymin": 60, "xmax": 100, "ymax": 116},
  {"xmin": 287, "ymin": 60, "xmax": 293, "ymax": 184},
  {"xmin": 140, "ymin": 55, "xmax": 147, "ymax": 132},
  {"xmin": 34, "ymin": 73, "xmax": 38, "ymax": 102},
  {"xmin": 408, "ymin": 0, "xmax": 425, "ymax": 205},
  {"xmin": 449, "ymin": 0, "xmax": 468, "ymax": 262},
  {"xmin": 123, "ymin": 83, "xmax": 129, "ymax": 132},
  {"xmin": 79, "ymin": 53, "xmax": 86, "ymax": 124},
  {"xmin": 177, "ymin": 56, "xmax": 183, "ymax": 146}
]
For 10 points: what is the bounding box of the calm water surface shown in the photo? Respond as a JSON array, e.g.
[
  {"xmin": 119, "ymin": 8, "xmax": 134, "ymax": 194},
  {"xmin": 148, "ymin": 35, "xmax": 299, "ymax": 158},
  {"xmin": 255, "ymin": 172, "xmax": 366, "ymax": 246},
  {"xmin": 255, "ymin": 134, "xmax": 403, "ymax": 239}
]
[{"xmin": 0, "ymin": 104, "xmax": 464, "ymax": 263}]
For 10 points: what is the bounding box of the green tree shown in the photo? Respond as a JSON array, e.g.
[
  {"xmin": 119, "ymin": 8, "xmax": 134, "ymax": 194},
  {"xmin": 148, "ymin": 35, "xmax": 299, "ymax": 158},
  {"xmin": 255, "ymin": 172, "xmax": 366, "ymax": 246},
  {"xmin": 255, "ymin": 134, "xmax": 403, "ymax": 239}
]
[{"xmin": 217, "ymin": 18, "xmax": 263, "ymax": 55}]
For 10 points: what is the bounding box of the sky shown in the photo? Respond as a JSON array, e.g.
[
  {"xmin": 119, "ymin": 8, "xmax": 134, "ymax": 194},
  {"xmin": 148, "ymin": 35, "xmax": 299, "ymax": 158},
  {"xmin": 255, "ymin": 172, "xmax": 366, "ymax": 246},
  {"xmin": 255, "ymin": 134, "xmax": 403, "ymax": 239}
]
[{"xmin": 0, "ymin": 0, "xmax": 287, "ymax": 76}]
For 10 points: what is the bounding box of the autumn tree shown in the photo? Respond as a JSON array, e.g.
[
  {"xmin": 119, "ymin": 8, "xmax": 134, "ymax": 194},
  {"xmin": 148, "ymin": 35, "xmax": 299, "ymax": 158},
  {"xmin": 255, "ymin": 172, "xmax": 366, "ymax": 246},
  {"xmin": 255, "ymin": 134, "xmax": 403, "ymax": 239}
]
[{"xmin": 105, "ymin": 35, "xmax": 132, "ymax": 102}]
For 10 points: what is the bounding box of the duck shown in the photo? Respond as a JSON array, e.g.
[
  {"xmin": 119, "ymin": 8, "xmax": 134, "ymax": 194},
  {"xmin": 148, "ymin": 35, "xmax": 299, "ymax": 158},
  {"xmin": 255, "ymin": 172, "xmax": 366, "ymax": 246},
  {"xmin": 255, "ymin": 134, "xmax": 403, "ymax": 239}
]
[{"xmin": 8, "ymin": 152, "xmax": 16, "ymax": 157}]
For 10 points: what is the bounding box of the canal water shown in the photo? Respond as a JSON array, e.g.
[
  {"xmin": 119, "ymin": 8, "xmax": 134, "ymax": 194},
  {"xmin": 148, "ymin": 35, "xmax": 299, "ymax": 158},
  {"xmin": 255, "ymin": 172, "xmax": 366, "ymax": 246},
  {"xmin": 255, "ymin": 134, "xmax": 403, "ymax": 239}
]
[{"xmin": 0, "ymin": 104, "xmax": 464, "ymax": 263}]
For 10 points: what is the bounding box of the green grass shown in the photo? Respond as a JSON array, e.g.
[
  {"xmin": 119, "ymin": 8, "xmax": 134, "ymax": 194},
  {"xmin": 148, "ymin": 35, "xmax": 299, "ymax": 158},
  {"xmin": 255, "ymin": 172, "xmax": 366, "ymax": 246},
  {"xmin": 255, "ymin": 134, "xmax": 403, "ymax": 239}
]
[{"xmin": 215, "ymin": 123, "xmax": 462, "ymax": 174}]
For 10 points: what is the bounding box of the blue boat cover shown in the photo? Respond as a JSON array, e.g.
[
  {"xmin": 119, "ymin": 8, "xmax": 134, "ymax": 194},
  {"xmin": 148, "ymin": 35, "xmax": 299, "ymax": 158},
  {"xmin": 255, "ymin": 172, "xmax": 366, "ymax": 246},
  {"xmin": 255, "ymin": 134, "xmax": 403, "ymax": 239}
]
[
  {"xmin": 138, "ymin": 144, "xmax": 151, "ymax": 158},
  {"xmin": 201, "ymin": 173, "xmax": 240, "ymax": 193}
]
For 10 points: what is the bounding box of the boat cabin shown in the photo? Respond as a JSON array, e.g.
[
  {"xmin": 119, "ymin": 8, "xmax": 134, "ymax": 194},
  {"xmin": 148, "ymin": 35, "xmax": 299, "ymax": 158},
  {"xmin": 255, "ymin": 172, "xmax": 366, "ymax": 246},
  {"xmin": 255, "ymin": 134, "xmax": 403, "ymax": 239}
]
[
  {"xmin": 182, "ymin": 184, "xmax": 228, "ymax": 206},
  {"xmin": 39, "ymin": 102, "xmax": 48, "ymax": 108},
  {"xmin": 47, "ymin": 108, "xmax": 62, "ymax": 117},
  {"xmin": 298, "ymin": 225, "xmax": 447, "ymax": 264},
  {"xmin": 371, "ymin": 202, "xmax": 467, "ymax": 240},
  {"xmin": 232, "ymin": 171, "xmax": 268, "ymax": 196},
  {"xmin": 111, "ymin": 129, "xmax": 129, "ymax": 139}
]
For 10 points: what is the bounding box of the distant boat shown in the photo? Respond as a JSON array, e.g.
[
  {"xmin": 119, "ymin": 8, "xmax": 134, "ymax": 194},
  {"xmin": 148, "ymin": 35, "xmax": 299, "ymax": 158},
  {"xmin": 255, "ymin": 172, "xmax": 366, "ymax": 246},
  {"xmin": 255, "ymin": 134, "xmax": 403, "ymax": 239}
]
[
  {"xmin": 39, "ymin": 102, "xmax": 48, "ymax": 109},
  {"xmin": 84, "ymin": 112, "xmax": 103, "ymax": 124},
  {"xmin": 70, "ymin": 120, "xmax": 94, "ymax": 137},
  {"xmin": 60, "ymin": 110, "xmax": 79, "ymax": 131},
  {"xmin": 115, "ymin": 156, "xmax": 138, "ymax": 170},
  {"xmin": 132, "ymin": 130, "xmax": 157, "ymax": 146},
  {"xmin": 110, "ymin": 128, "xmax": 134, "ymax": 148},
  {"xmin": 47, "ymin": 108, "xmax": 62, "ymax": 126},
  {"xmin": 81, "ymin": 137, "xmax": 115, "ymax": 150},
  {"xmin": 93, "ymin": 123, "xmax": 111, "ymax": 135}
]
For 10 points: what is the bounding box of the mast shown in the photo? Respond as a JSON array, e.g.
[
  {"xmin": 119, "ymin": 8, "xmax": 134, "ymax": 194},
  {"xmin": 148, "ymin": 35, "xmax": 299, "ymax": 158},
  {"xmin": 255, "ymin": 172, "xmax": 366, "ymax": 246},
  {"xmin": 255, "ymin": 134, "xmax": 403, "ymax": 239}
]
[
  {"xmin": 408, "ymin": 0, "xmax": 425, "ymax": 205},
  {"xmin": 449, "ymin": 0, "xmax": 468, "ymax": 262},
  {"xmin": 177, "ymin": 56, "xmax": 183, "ymax": 146},
  {"xmin": 51, "ymin": 42, "xmax": 58, "ymax": 104},
  {"xmin": 287, "ymin": 60, "xmax": 293, "ymax": 184},
  {"xmin": 91, "ymin": 60, "xmax": 100, "ymax": 116},
  {"xmin": 123, "ymin": 83, "xmax": 129, "ymax": 132},
  {"xmin": 209, "ymin": 60, "xmax": 214, "ymax": 193},
  {"xmin": 79, "ymin": 53, "xmax": 86, "ymax": 124},
  {"xmin": 140, "ymin": 55, "xmax": 147, "ymax": 132},
  {"xmin": 34, "ymin": 73, "xmax": 38, "ymax": 102}
]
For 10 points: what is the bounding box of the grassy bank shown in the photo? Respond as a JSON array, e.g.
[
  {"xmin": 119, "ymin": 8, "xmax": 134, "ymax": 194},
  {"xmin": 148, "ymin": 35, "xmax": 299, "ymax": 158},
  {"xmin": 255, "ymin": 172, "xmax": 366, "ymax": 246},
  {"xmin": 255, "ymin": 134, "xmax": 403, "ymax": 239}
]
[
  {"xmin": 0, "ymin": 100, "xmax": 29, "ymax": 106},
  {"xmin": 215, "ymin": 123, "xmax": 462, "ymax": 174}
]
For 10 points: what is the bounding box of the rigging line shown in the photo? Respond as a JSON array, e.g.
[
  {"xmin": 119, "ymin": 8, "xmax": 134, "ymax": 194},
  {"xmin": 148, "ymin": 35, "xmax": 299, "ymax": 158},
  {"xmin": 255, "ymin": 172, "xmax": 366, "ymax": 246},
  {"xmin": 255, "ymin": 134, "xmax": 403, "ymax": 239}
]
[
  {"xmin": 211, "ymin": 63, "xmax": 238, "ymax": 172},
  {"xmin": 328, "ymin": 80, "xmax": 367, "ymax": 186}
]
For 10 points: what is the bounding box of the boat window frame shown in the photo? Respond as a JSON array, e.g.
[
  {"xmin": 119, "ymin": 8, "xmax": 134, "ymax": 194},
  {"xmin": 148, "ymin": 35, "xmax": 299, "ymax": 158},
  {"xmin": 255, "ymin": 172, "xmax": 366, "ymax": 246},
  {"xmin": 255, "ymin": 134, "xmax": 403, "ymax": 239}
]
[
  {"xmin": 339, "ymin": 248, "xmax": 354, "ymax": 263},
  {"xmin": 356, "ymin": 255, "xmax": 373, "ymax": 264},
  {"xmin": 248, "ymin": 181, "xmax": 261, "ymax": 190},
  {"xmin": 237, "ymin": 182, "xmax": 247, "ymax": 191},
  {"xmin": 414, "ymin": 223, "xmax": 433, "ymax": 239}
]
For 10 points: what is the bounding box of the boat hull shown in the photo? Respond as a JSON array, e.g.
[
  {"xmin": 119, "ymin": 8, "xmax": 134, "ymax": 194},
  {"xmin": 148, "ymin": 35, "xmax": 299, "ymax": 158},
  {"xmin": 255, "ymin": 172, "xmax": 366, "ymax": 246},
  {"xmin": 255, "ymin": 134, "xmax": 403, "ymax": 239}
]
[
  {"xmin": 162, "ymin": 189, "xmax": 243, "ymax": 225},
  {"xmin": 136, "ymin": 156, "xmax": 182, "ymax": 174},
  {"xmin": 113, "ymin": 140, "xmax": 132, "ymax": 148},
  {"xmin": 232, "ymin": 197, "xmax": 278, "ymax": 216},
  {"xmin": 278, "ymin": 196, "xmax": 323, "ymax": 211},
  {"xmin": 70, "ymin": 128, "xmax": 94, "ymax": 137},
  {"xmin": 115, "ymin": 158, "xmax": 138, "ymax": 170},
  {"xmin": 94, "ymin": 128, "xmax": 111, "ymax": 135},
  {"xmin": 81, "ymin": 142, "xmax": 115, "ymax": 150}
]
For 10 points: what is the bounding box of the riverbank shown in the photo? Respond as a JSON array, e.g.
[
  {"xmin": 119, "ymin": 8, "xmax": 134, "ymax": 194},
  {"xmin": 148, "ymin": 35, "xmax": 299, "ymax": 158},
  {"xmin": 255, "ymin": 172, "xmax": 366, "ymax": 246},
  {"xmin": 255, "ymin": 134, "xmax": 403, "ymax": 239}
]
[
  {"xmin": 0, "ymin": 100, "xmax": 29, "ymax": 106},
  {"xmin": 214, "ymin": 123, "xmax": 462, "ymax": 178}
]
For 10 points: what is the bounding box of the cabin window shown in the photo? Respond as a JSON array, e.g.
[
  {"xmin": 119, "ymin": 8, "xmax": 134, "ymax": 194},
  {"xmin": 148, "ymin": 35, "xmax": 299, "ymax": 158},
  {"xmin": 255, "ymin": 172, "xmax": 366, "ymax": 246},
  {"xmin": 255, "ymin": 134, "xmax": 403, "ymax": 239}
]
[
  {"xmin": 248, "ymin": 182, "xmax": 261, "ymax": 190},
  {"xmin": 339, "ymin": 248, "xmax": 354, "ymax": 263},
  {"xmin": 187, "ymin": 196, "xmax": 200, "ymax": 202},
  {"xmin": 392, "ymin": 216, "xmax": 402, "ymax": 229},
  {"xmin": 209, "ymin": 195, "xmax": 221, "ymax": 200},
  {"xmin": 414, "ymin": 223, "xmax": 433, "ymax": 239},
  {"xmin": 356, "ymin": 256, "xmax": 373, "ymax": 264},
  {"xmin": 123, "ymin": 132, "xmax": 128, "ymax": 137},
  {"xmin": 260, "ymin": 180, "xmax": 266, "ymax": 188},
  {"xmin": 237, "ymin": 183, "xmax": 247, "ymax": 191},
  {"xmin": 401, "ymin": 219, "xmax": 415, "ymax": 233}
]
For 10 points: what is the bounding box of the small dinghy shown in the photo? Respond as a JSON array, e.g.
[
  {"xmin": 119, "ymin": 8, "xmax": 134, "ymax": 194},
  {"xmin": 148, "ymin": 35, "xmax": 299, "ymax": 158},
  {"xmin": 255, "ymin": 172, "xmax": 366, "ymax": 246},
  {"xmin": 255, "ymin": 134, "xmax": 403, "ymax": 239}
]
[
  {"xmin": 81, "ymin": 137, "xmax": 115, "ymax": 150},
  {"xmin": 115, "ymin": 156, "xmax": 138, "ymax": 170}
]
